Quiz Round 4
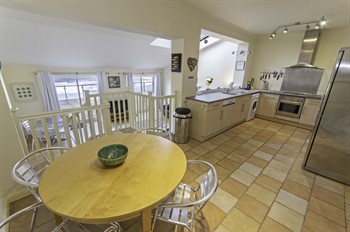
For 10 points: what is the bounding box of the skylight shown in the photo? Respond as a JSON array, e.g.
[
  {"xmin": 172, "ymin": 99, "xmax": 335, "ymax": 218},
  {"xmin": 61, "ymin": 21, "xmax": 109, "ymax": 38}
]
[{"xmin": 150, "ymin": 38, "xmax": 171, "ymax": 48}]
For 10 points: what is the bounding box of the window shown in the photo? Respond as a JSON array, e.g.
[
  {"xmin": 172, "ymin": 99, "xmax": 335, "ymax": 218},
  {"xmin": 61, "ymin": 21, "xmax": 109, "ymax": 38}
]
[
  {"xmin": 52, "ymin": 74, "xmax": 99, "ymax": 109},
  {"xmin": 128, "ymin": 73, "xmax": 160, "ymax": 96}
]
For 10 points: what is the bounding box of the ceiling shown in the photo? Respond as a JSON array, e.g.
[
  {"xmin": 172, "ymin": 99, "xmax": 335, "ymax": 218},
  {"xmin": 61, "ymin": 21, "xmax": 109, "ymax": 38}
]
[
  {"xmin": 0, "ymin": 1, "xmax": 349, "ymax": 70},
  {"xmin": 184, "ymin": 0, "xmax": 350, "ymax": 36}
]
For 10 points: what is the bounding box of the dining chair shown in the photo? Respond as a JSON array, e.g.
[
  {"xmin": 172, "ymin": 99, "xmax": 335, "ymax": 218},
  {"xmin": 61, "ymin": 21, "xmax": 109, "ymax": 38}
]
[
  {"xmin": 152, "ymin": 160, "xmax": 218, "ymax": 231},
  {"xmin": 134, "ymin": 127, "xmax": 170, "ymax": 139},
  {"xmin": 11, "ymin": 147, "xmax": 69, "ymax": 232},
  {"xmin": 0, "ymin": 202, "xmax": 120, "ymax": 232}
]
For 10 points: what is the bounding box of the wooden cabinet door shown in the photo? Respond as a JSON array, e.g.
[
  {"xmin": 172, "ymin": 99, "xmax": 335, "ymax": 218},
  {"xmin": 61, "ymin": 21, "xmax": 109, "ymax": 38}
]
[
  {"xmin": 299, "ymin": 98, "xmax": 321, "ymax": 126},
  {"xmin": 234, "ymin": 95, "xmax": 251, "ymax": 123},
  {"xmin": 221, "ymin": 103, "xmax": 235, "ymax": 128},
  {"xmin": 256, "ymin": 94, "xmax": 279, "ymax": 117}
]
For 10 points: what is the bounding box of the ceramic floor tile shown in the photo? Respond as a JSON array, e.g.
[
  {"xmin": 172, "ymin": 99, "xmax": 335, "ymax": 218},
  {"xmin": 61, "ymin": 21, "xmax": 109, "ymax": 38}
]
[
  {"xmin": 191, "ymin": 146, "xmax": 210, "ymax": 156},
  {"xmin": 199, "ymin": 153, "xmax": 220, "ymax": 165},
  {"xmin": 220, "ymin": 177, "xmax": 248, "ymax": 199},
  {"xmin": 210, "ymin": 188, "xmax": 238, "ymax": 213},
  {"xmin": 230, "ymin": 169, "xmax": 256, "ymax": 187},
  {"xmin": 253, "ymin": 150, "xmax": 274, "ymax": 161},
  {"xmin": 258, "ymin": 145, "xmax": 279, "ymax": 156},
  {"xmin": 207, "ymin": 149, "xmax": 228, "ymax": 161},
  {"xmin": 235, "ymin": 194, "xmax": 269, "ymax": 223},
  {"xmin": 247, "ymin": 155, "xmax": 268, "ymax": 169},
  {"xmin": 282, "ymin": 178, "xmax": 312, "ymax": 201},
  {"xmin": 287, "ymin": 170, "xmax": 314, "ymax": 188},
  {"xmin": 217, "ymin": 144, "xmax": 236, "ymax": 154},
  {"xmin": 273, "ymin": 153, "xmax": 296, "ymax": 165},
  {"xmin": 262, "ymin": 166, "xmax": 288, "ymax": 182},
  {"xmin": 276, "ymin": 189, "xmax": 308, "ymax": 215},
  {"xmin": 255, "ymin": 174, "xmax": 283, "ymax": 193},
  {"xmin": 259, "ymin": 217, "xmax": 292, "ymax": 232},
  {"xmin": 178, "ymin": 143, "xmax": 193, "ymax": 152},
  {"xmin": 311, "ymin": 185, "xmax": 344, "ymax": 209},
  {"xmin": 314, "ymin": 175, "xmax": 344, "ymax": 195},
  {"xmin": 184, "ymin": 150, "xmax": 201, "ymax": 160},
  {"xmin": 268, "ymin": 202, "xmax": 304, "ymax": 232},
  {"xmin": 308, "ymin": 196, "xmax": 346, "ymax": 227},
  {"xmin": 268, "ymin": 159, "xmax": 292, "ymax": 173},
  {"xmin": 241, "ymin": 142, "xmax": 259, "ymax": 152},
  {"xmin": 202, "ymin": 201, "xmax": 226, "ymax": 231},
  {"xmin": 235, "ymin": 146, "xmax": 254, "ymax": 157},
  {"xmin": 246, "ymin": 183, "xmax": 276, "ymax": 207},
  {"xmin": 303, "ymin": 210, "xmax": 346, "ymax": 232},
  {"xmin": 214, "ymin": 225, "xmax": 231, "ymax": 232},
  {"xmin": 222, "ymin": 208, "xmax": 260, "ymax": 232},
  {"xmin": 226, "ymin": 152, "xmax": 248, "ymax": 164},
  {"xmin": 240, "ymin": 162, "xmax": 263, "ymax": 177},
  {"xmin": 199, "ymin": 141, "xmax": 218, "ymax": 150},
  {"xmin": 214, "ymin": 164, "xmax": 232, "ymax": 181},
  {"xmin": 217, "ymin": 157, "xmax": 240, "ymax": 171}
]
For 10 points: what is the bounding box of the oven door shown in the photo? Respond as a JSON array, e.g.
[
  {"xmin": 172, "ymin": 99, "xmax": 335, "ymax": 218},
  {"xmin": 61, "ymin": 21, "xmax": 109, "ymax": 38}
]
[{"xmin": 275, "ymin": 95, "xmax": 305, "ymax": 118}]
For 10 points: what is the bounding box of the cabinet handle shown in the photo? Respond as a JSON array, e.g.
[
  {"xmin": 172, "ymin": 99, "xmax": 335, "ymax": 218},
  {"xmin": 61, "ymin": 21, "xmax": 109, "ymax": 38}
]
[
  {"xmin": 220, "ymin": 110, "xmax": 223, "ymax": 120},
  {"xmin": 241, "ymin": 104, "xmax": 244, "ymax": 112}
]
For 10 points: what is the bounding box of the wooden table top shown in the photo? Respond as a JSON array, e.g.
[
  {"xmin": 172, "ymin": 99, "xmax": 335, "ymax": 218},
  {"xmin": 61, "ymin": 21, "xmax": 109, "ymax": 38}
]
[{"xmin": 39, "ymin": 133, "xmax": 187, "ymax": 224}]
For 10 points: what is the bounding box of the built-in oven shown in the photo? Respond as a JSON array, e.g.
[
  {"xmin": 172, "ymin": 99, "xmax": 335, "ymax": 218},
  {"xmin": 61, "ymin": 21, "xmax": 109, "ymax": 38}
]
[{"xmin": 275, "ymin": 95, "xmax": 305, "ymax": 119}]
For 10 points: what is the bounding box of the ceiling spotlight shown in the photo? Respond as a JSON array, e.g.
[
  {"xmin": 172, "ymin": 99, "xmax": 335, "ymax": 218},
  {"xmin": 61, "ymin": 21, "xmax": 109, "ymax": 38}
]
[
  {"xmin": 271, "ymin": 31, "xmax": 276, "ymax": 37},
  {"xmin": 315, "ymin": 23, "xmax": 320, "ymax": 29},
  {"xmin": 269, "ymin": 35, "xmax": 273, "ymax": 40},
  {"xmin": 204, "ymin": 39, "xmax": 208, "ymax": 44},
  {"xmin": 283, "ymin": 27, "xmax": 288, "ymax": 33},
  {"xmin": 320, "ymin": 16, "xmax": 327, "ymax": 26},
  {"xmin": 305, "ymin": 24, "xmax": 310, "ymax": 30}
]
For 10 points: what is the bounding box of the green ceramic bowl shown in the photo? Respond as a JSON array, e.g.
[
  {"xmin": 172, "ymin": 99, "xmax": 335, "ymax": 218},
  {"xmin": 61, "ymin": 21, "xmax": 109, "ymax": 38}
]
[{"xmin": 97, "ymin": 144, "xmax": 128, "ymax": 167}]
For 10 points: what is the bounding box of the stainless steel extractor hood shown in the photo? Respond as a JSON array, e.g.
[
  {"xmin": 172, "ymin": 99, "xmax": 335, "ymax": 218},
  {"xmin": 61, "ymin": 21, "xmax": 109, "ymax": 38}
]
[{"xmin": 281, "ymin": 29, "xmax": 324, "ymax": 94}]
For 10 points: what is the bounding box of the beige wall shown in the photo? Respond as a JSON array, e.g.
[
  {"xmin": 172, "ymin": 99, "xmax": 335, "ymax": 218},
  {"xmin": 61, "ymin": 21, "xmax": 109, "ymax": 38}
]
[{"xmin": 251, "ymin": 27, "xmax": 350, "ymax": 93}]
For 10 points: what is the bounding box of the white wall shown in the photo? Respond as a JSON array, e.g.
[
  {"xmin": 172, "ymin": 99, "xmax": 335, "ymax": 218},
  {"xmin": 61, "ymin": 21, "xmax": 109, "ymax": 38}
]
[
  {"xmin": 197, "ymin": 41, "xmax": 237, "ymax": 90},
  {"xmin": 251, "ymin": 27, "xmax": 350, "ymax": 93},
  {"xmin": 1, "ymin": 64, "xmax": 163, "ymax": 115},
  {"xmin": 0, "ymin": 71, "xmax": 27, "ymax": 223},
  {"xmin": 0, "ymin": 1, "xmax": 257, "ymax": 210}
]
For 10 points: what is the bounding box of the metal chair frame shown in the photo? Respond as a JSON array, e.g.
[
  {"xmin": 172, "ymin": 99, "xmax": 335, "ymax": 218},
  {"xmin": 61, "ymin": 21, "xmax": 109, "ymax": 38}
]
[
  {"xmin": 0, "ymin": 201, "xmax": 120, "ymax": 232},
  {"xmin": 152, "ymin": 160, "xmax": 218, "ymax": 231},
  {"xmin": 11, "ymin": 147, "xmax": 69, "ymax": 232}
]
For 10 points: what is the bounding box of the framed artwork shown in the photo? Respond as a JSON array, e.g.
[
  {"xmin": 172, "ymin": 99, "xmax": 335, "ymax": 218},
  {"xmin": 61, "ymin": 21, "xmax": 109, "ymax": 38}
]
[
  {"xmin": 235, "ymin": 61, "xmax": 245, "ymax": 71},
  {"xmin": 171, "ymin": 53, "xmax": 182, "ymax": 72},
  {"xmin": 108, "ymin": 76, "xmax": 121, "ymax": 88}
]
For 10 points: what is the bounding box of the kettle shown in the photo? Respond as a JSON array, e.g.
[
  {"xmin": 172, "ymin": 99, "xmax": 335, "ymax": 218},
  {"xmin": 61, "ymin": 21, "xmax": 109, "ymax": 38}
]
[{"xmin": 244, "ymin": 81, "xmax": 251, "ymax": 90}]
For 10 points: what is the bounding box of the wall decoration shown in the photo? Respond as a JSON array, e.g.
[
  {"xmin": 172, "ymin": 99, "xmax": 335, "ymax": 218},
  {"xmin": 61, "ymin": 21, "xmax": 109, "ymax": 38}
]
[
  {"xmin": 108, "ymin": 76, "xmax": 121, "ymax": 88},
  {"xmin": 171, "ymin": 53, "xmax": 182, "ymax": 72},
  {"xmin": 11, "ymin": 82, "xmax": 36, "ymax": 102},
  {"xmin": 235, "ymin": 61, "xmax": 245, "ymax": 71},
  {"xmin": 187, "ymin": 57, "xmax": 198, "ymax": 72}
]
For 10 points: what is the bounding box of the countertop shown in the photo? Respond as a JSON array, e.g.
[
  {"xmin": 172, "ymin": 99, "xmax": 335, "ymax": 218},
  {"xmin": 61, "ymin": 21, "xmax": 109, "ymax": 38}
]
[{"xmin": 186, "ymin": 89, "xmax": 322, "ymax": 103}]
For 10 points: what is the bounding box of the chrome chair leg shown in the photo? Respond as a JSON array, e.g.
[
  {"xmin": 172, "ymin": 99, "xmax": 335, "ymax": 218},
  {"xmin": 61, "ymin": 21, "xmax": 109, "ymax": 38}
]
[{"xmin": 29, "ymin": 206, "xmax": 39, "ymax": 232}]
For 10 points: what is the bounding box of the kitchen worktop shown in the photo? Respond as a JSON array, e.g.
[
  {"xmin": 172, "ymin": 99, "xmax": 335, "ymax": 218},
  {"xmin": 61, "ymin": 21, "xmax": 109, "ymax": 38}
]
[{"xmin": 186, "ymin": 89, "xmax": 322, "ymax": 103}]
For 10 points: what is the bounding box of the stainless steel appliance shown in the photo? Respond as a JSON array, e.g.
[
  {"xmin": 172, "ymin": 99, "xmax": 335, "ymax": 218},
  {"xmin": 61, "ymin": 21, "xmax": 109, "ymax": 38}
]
[
  {"xmin": 303, "ymin": 47, "xmax": 350, "ymax": 185},
  {"xmin": 281, "ymin": 29, "xmax": 324, "ymax": 95},
  {"xmin": 275, "ymin": 95, "xmax": 305, "ymax": 118}
]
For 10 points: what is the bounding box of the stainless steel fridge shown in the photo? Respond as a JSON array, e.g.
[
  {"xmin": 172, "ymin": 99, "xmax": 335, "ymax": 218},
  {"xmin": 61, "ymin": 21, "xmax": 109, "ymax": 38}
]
[{"xmin": 303, "ymin": 47, "xmax": 350, "ymax": 185}]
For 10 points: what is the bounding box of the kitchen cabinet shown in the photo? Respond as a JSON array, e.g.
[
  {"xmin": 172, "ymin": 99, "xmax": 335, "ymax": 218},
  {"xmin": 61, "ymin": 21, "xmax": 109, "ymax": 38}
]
[
  {"xmin": 234, "ymin": 95, "xmax": 251, "ymax": 123},
  {"xmin": 256, "ymin": 93, "xmax": 279, "ymax": 118},
  {"xmin": 185, "ymin": 99, "xmax": 239, "ymax": 142},
  {"xmin": 299, "ymin": 98, "xmax": 321, "ymax": 126}
]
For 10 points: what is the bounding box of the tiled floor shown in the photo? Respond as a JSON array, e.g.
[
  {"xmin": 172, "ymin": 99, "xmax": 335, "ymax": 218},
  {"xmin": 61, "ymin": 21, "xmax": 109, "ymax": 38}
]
[{"xmin": 7, "ymin": 118, "xmax": 350, "ymax": 231}]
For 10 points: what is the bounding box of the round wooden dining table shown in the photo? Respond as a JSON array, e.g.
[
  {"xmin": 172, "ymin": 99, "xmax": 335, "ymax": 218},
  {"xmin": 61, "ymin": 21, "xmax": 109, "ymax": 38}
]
[{"xmin": 38, "ymin": 133, "xmax": 187, "ymax": 232}]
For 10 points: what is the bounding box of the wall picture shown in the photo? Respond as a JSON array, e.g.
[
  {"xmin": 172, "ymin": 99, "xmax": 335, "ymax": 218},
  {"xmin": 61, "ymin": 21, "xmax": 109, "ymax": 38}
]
[
  {"xmin": 108, "ymin": 76, "xmax": 121, "ymax": 88},
  {"xmin": 171, "ymin": 53, "xmax": 182, "ymax": 72}
]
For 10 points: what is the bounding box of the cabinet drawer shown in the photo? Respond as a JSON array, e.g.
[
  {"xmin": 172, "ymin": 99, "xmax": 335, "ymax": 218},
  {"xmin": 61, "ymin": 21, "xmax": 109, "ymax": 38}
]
[{"xmin": 207, "ymin": 102, "xmax": 223, "ymax": 110}]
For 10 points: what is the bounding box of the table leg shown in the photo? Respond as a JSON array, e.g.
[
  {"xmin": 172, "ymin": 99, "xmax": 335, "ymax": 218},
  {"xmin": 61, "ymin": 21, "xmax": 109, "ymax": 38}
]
[
  {"xmin": 54, "ymin": 214, "xmax": 63, "ymax": 225},
  {"xmin": 142, "ymin": 208, "xmax": 152, "ymax": 232}
]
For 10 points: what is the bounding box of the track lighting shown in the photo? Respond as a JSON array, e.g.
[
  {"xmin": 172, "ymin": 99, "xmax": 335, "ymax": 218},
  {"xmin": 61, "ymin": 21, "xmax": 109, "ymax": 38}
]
[
  {"xmin": 269, "ymin": 16, "xmax": 327, "ymax": 39},
  {"xmin": 232, "ymin": 50, "xmax": 251, "ymax": 55}
]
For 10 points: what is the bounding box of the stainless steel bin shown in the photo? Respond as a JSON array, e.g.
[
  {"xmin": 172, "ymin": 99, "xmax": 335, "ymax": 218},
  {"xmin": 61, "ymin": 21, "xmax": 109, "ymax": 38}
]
[{"xmin": 173, "ymin": 108, "xmax": 192, "ymax": 144}]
